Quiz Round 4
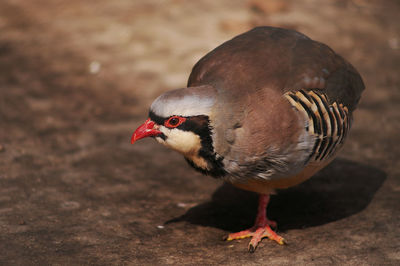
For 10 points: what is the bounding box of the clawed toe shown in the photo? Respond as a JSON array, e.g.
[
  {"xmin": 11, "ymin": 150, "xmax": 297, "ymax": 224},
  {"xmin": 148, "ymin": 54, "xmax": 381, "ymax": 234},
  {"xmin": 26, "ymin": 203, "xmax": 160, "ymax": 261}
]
[
  {"xmin": 225, "ymin": 224, "xmax": 285, "ymax": 252},
  {"xmin": 224, "ymin": 194, "xmax": 286, "ymax": 252}
]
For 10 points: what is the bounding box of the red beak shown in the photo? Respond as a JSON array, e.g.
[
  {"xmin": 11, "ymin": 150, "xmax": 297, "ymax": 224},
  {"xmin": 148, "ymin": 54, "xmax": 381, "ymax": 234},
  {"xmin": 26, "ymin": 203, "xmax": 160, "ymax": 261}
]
[{"xmin": 131, "ymin": 118, "xmax": 162, "ymax": 144}]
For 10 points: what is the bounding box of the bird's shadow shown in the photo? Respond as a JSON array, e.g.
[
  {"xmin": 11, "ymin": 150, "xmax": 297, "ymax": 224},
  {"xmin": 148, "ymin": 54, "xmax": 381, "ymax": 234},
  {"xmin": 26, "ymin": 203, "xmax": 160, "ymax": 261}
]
[{"xmin": 166, "ymin": 158, "xmax": 386, "ymax": 232}]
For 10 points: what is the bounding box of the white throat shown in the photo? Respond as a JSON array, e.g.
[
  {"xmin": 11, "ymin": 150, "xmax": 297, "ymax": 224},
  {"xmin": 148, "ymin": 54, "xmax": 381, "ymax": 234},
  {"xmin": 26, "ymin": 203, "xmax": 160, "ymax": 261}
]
[
  {"xmin": 156, "ymin": 126, "xmax": 201, "ymax": 155},
  {"xmin": 155, "ymin": 126, "xmax": 210, "ymax": 170}
]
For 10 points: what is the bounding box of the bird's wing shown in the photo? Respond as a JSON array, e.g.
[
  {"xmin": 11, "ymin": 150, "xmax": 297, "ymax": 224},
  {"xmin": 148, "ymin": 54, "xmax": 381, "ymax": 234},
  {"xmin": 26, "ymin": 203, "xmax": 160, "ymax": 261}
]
[{"xmin": 188, "ymin": 26, "xmax": 364, "ymax": 111}]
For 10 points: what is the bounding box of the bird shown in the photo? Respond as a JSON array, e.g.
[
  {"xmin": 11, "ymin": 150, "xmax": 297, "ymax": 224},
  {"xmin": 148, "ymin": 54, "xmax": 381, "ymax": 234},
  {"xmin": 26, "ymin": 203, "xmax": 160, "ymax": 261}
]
[{"xmin": 131, "ymin": 26, "xmax": 365, "ymax": 252}]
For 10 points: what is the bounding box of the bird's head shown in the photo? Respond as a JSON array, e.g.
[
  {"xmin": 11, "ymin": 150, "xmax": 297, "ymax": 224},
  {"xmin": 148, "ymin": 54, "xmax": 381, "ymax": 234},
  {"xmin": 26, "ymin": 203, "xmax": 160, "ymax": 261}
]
[{"xmin": 131, "ymin": 86, "xmax": 224, "ymax": 175}]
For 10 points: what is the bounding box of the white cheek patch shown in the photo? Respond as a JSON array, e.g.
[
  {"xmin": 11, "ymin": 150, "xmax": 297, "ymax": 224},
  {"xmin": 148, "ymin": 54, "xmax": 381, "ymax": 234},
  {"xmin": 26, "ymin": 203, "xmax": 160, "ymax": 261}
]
[
  {"xmin": 157, "ymin": 126, "xmax": 202, "ymax": 155},
  {"xmin": 151, "ymin": 94, "xmax": 215, "ymax": 117}
]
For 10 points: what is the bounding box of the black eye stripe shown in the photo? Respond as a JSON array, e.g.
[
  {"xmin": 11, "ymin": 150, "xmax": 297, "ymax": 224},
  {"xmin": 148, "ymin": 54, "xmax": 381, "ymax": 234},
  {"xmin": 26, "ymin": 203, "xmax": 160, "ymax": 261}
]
[
  {"xmin": 148, "ymin": 111, "xmax": 185, "ymax": 126},
  {"xmin": 178, "ymin": 115, "xmax": 208, "ymax": 133},
  {"xmin": 149, "ymin": 111, "xmax": 208, "ymax": 132},
  {"xmin": 148, "ymin": 111, "xmax": 166, "ymax": 125},
  {"xmin": 148, "ymin": 111, "xmax": 210, "ymax": 135}
]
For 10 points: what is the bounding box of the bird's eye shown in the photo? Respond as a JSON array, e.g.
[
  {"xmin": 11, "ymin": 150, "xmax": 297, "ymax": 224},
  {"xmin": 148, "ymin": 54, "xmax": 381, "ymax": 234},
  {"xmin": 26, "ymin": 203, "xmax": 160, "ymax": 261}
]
[
  {"xmin": 164, "ymin": 116, "xmax": 186, "ymax": 128},
  {"xmin": 169, "ymin": 117, "xmax": 179, "ymax": 126}
]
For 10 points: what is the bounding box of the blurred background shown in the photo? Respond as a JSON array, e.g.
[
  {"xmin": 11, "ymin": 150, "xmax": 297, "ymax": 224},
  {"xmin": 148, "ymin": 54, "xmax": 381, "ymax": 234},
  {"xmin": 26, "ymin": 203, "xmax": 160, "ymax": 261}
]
[{"xmin": 0, "ymin": 0, "xmax": 399, "ymax": 264}]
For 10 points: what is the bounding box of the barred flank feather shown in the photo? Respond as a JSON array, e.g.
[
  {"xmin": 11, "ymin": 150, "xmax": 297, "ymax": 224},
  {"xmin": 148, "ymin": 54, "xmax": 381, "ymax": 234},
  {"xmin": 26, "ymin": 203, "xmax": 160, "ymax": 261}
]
[{"xmin": 285, "ymin": 89, "xmax": 350, "ymax": 163}]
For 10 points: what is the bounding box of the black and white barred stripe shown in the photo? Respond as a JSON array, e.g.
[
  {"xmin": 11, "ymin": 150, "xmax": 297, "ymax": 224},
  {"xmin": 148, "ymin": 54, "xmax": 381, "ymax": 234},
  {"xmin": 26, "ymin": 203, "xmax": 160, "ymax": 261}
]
[{"xmin": 285, "ymin": 89, "xmax": 350, "ymax": 162}]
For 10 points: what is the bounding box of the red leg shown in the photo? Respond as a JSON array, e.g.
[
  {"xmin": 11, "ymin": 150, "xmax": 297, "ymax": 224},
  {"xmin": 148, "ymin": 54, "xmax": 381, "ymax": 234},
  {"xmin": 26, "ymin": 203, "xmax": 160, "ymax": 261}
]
[
  {"xmin": 225, "ymin": 194, "xmax": 286, "ymax": 252},
  {"xmin": 254, "ymin": 194, "xmax": 277, "ymax": 228}
]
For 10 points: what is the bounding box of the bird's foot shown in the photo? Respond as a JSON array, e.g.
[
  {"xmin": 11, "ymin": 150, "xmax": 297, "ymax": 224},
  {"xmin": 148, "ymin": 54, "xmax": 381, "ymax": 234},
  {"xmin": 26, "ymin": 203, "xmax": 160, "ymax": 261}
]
[{"xmin": 225, "ymin": 222, "xmax": 285, "ymax": 252}]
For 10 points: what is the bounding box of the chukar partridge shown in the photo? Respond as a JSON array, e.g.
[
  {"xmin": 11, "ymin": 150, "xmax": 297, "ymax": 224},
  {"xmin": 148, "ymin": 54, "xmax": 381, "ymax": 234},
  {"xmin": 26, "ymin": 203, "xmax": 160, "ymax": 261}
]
[{"xmin": 131, "ymin": 26, "xmax": 365, "ymax": 252}]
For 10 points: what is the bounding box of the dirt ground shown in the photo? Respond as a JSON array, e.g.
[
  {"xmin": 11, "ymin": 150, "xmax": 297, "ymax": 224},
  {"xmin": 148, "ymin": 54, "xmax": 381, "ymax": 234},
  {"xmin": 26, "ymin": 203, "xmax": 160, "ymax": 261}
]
[{"xmin": 0, "ymin": 0, "xmax": 399, "ymax": 265}]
